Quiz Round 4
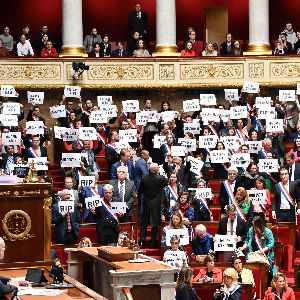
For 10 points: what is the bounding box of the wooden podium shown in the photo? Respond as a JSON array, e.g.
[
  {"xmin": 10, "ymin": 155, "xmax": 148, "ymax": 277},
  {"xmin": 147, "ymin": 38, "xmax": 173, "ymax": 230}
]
[{"xmin": 0, "ymin": 183, "xmax": 52, "ymax": 266}]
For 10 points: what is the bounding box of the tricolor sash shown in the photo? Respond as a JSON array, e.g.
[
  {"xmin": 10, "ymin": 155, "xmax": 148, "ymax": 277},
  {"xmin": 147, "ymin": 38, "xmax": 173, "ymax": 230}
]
[
  {"xmin": 84, "ymin": 110, "xmax": 91, "ymax": 117},
  {"xmin": 259, "ymin": 148, "xmax": 267, "ymax": 159},
  {"xmin": 197, "ymin": 196, "xmax": 213, "ymax": 221},
  {"xmin": 90, "ymin": 187, "xmax": 100, "ymax": 196},
  {"xmin": 236, "ymin": 129, "xmax": 248, "ymax": 143},
  {"xmin": 167, "ymin": 185, "xmax": 178, "ymax": 201},
  {"xmin": 163, "ymin": 143, "xmax": 171, "ymax": 155},
  {"xmin": 208, "ymin": 125, "xmax": 219, "ymax": 138},
  {"xmin": 28, "ymin": 147, "xmax": 40, "ymax": 158},
  {"xmin": 267, "ymin": 173, "xmax": 278, "ymax": 184},
  {"xmin": 253, "ymin": 233, "xmax": 265, "ymax": 252},
  {"xmin": 107, "ymin": 143, "xmax": 117, "ymax": 151},
  {"xmin": 98, "ymin": 134, "xmax": 106, "ymax": 145},
  {"xmin": 69, "ymin": 122, "xmax": 75, "ymax": 130},
  {"xmin": 246, "ymin": 103, "xmax": 253, "ymax": 113},
  {"xmin": 101, "ymin": 198, "xmax": 119, "ymax": 222},
  {"xmin": 277, "ymin": 182, "xmax": 296, "ymax": 207}
]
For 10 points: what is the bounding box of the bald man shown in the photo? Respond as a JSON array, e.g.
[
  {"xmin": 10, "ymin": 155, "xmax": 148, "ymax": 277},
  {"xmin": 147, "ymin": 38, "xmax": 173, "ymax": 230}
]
[{"xmin": 139, "ymin": 163, "xmax": 168, "ymax": 248}]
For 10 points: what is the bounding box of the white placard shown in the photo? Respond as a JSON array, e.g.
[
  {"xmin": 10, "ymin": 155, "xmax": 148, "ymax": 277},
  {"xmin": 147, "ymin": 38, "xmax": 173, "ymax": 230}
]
[
  {"xmin": 178, "ymin": 138, "xmax": 197, "ymax": 151},
  {"xmin": 245, "ymin": 141, "xmax": 262, "ymax": 154},
  {"xmin": 54, "ymin": 126, "xmax": 66, "ymax": 139},
  {"xmin": 153, "ymin": 135, "xmax": 166, "ymax": 149},
  {"xmin": 136, "ymin": 111, "xmax": 151, "ymax": 126},
  {"xmin": 224, "ymin": 89, "xmax": 239, "ymax": 101},
  {"xmin": 0, "ymin": 85, "xmax": 16, "ymax": 97},
  {"xmin": 64, "ymin": 86, "xmax": 81, "ymax": 98},
  {"xmin": 97, "ymin": 96, "xmax": 113, "ymax": 106},
  {"xmin": 90, "ymin": 111, "xmax": 108, "ymax": 124},
  {"xmin": 26, "ymin": 121, "xmax": 44, "ymax": 135},
  {"xmin": 100, "ymin": 105, "xmax": 118, "ymax": 117},
  {"xmin": 85, "ymin": 196, "xmax": 102, "ymax": 208},
  {"xmin": 0, "ymin": 114, "xmax": 18, "ymax": 127},
  {"xmin": 210, "ymin": 150, "xmax": 229, "ymax": 163},
  {"xmin": 242, "ymin": 81, "xmax": 259, "ymax": 93},
  {"xmin": 184, "ymin": 123, "xmax": 201, "ymax": 135},
  {"xmin": 2, "ymin": 103, "xmax": 20, "ymax": 115},
  {"xmin": 230, "ymin": 106, "xmax": 248, "ymax": 119},
  {"xmin": 214, "ymin": 234, "xmax": 237, "ymax": 252},
  {"xmin": 279, "ymin": 90, "xmax": 295, "ymax": 102},
  {"xmin": 198, "ymin": 135, "xmax": 218, "ymax": 149},
  {"xmin": 122, "ymin": 100, "xmax": 139, "ymax": 112},
  {"xmin": 220, "ymin": 136, "xmax": 240, "ymax": 150},
  {"xmin": 79, "ymin": 176, "xmax": 95, "ymax": 187},
  {"xmin": 27, "ymin": 91, "xmax": 44, "ymax": 104},
  {"xmin": 200, "ymin": 94, "xmax": 217, "ymax": 106},
  {"xmin": 63, "ymin": 128, "xmax": 78, "ymax": 141},
  {"xmin": 170, "ymin": 146, "xmax": 185, "ymax": 157},
  {"xmin": 255, "ymin": 97, "xmax": 272, "ymax": 108},
  {"xmin": 49, "ymin": 105, "xmax": 66, "ymax": 118},
  {"xmin": 201, "ymin": 108, "xmax": 220, "ymax": 122},
  {"xmin": 266, "ymin": 119, "xmax": 284, "ymax": 133},
  {"xmin": 258, "ymin": 107, "xmax": 275, "ymax": 120},
  {"xmin": 2, "ymin": 132, "xmax": 21, "ymax": 146},
  {"xmin": 189, "ymin": 188, "xmax": 212, "ymax": 199},
  {"xmin": 115, "ymin": 141, "xmax": 130, "ymax": 150},
  {"xmin": 183, "ymin": 99, "xmax": 200, "ymax": 112},
  {"xmin": 161, "ymin": 111, "xmax": 176, "ymax": 122},
  {"xmin": 61, "ymin": 153, "xmax": 82, "ymax": 168},
  {"xmin": 58, "ymin": 201, "xmax": 74, "ymax": 213},
  {"xmin": 230, "ymin": 153, "xmax": 251, "ymax": 169},
  {"xmin": 119, "ymin": 129, "xmax": 137, "ymax": 142},
  {"xmin": 110, "ymin": 201, "xmax": 127, "ymax": 214},
  {"xmin": 78, "ymin": 127, "xmax": 97, "ymax": 140},
  {"xmin": 258, "ymin": 159, "xmax": 279, "ymax": 173},
  {"xmin": 28, "ymin": 157, "xmax": 48, "ymax": 170},
  {"xmin": 247, "ymin": 190, "xmax": 267, "ymax": 206},
  {"xmin": 166, "ymin": 228, "xmax": 190, "ymax": 246},
  {"xmin": 188, "ymin": 156, "xmax": 204, "ymax": 175},
  {"xmin": 146, "ymin": 110, "xmax": 158, "ymax": 123}
]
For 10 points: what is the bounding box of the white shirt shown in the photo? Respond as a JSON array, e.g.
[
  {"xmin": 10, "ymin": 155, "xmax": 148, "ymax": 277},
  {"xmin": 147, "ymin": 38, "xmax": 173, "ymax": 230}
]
[
  {"xmin": 290, "ymin": 163, "xmax": 295, "ymax": 181},
  {"xmin": 17, "ymin": 41, "xmax": 34, "ymax": 56},
  {"xmin": 280, "ymin": 181, "xmax": 290, "ymax": 210},
  {"xmin": 163, "ymin": 249, "xmax": 186, "ymax": 268},
  {"xmin": 226, "ymin": 217, "xmax": 237, "ymax": 235}
]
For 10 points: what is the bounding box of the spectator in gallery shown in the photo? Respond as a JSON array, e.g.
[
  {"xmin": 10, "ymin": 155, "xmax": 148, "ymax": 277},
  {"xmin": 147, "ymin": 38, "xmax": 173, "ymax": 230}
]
[
  {"xmin": 111, "ymin": 41, "xmax": 129, "ymax": 58},
  {"xmin": 17, "ymin": 34, "xmax": 34, "ymax": 57},
  {"xmin": 128, "ymin": 31, "xmax": 140, "ymax": 56},
  {"xmin": 34, "ymin": 24, "xmax": 54, "ymax": 53},
  {"xmin": 132, "ymin": 39, "xmax": 150, "ymax": 57},
  {"xmin": 100, "ymin": 34, "xmax": 111, "ymax": 57},
  {"xmin": 202, "ymin": 42, "xmax": 218, "ymax": 57},
  {"xmin": 220, "ymin": 33, "xmax": 235, "ymax": 56},
  {"xmin": 181, "ymin": 41, "xmax": 196, "ymax": 57},
  {"xmin": 294, "ymin": 31, "xmax": 300, "ymax": 54},
  {"xmin": 90, "ymin": 42, "xmax": 101, "ymax": 58},
  {"xmin": 279, "ymin": 32, "xmax": 292, "ymax": 54},
  {"xmin": 128, "ymin": 2, "xmax": 148, "ymax": 40},
  {"xmin": 0, "ymin": 39, "xmax": 9, "ymax": 57},
  {"xmin": 36, "ymin": 34, "xmax": 50, "ymax": 55},
  {"xmin": 0, "ymin": 26, "xmax": 13, "ymax": 51},
  {"xmin": 20, "ymin": 25, "xmax": 31, "ymax": 42},
  {"xmin": 233, "ymin": 40, "xmax": 243, "ymax": 56},
  {"xmin": 40, "ymin": 40, "xmax": 59, "ymax": 57},
  {"xmin": 282, "ymin": 21, "xmax": 298, "ymax": 45},
  {"xmin": 83, "ymin": 27, "xmax": 102, "ymax": 53},
  {"xmin": 188, "ymin": 30, "xmax": 202, "ymax": 56}
]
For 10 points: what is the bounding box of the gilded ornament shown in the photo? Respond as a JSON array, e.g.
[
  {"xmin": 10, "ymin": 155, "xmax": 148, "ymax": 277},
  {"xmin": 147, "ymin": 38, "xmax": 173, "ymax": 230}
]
[
  {"xmin": 271, "ymin": 63, "xmax": 300, "ymax": 78},
  {"xmin": 249, "ymin": 63, "xmax": 264, "ymax": 78},
  {"xmin": 22, "ymin": 190, "xmax": 41, "ymax": 196},
  {"xmin": 159, "ymin": 64, "xmax": 175, "ymax": 80},
  {"xmin": 13, "ymin": 191, "xmax": 20, "ymax": 196},
  {"xmin": 43, "ymin": 197, "xmax": 52, "ymax": 211}
]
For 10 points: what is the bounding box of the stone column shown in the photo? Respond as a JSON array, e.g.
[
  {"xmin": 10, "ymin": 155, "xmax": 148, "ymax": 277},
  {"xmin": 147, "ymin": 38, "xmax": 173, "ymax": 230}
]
[
  {"xmin": 60, "ymin": 0, "xmax": 87, "ymax": 57},
  {"xmin": 152, "ymin": 0, "xmax": 179, "ymax": 56},
  {"xmin": 245, "ymin": 0, "xmax": 272, "ymax": 55}
]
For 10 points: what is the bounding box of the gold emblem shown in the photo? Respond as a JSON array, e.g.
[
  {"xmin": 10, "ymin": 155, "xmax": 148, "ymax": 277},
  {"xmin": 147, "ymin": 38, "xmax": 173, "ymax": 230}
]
[{"xmin": 2, "ymin": 210, "xmax": 35, "ymax": 241}]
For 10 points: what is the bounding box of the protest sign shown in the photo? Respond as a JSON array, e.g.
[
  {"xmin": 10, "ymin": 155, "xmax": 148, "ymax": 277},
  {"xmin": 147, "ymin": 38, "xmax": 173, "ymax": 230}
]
[
  {"xmin": 189, "ymin": 188, "xmax": 212, "ymax": 199},
  {"xmin": 188, "ymin": 156, "xmax": 204, "ymax": 175},
  {"xmin": 97, "ymin": 95, "xmax": 113, "ymax": 106},
  {"xmin": 2, "ymin": 103, "xmax": 20, "ymax": 115},
  {"xmin": 90, "ymin": 111, "xmax": 108, "ymax": 124},
  {"xmin": 171, "ymin": 146, "xmax": 186, "ymax": 157},
  {"xmin": 61, "ymin": 153, "xmax": 82, "ymax": 168},
  {"xmin": 266, "ymin": 119, "xmax": 284, "ymax": 133},
  {"xmin": 178, "ymin": 138, "xmax": 197, "ymax": 151},
  {"xmin": 27, "ymin": 91, "xmax": 44, "ymax": 104},
  {"xmin": 230, "ymin": 153, "xmax": 251, "ymax": 169},
  {"xmin": 79, "ymin": 176, "xmax": 95, "ymax": 187},
  {"xmin": 255, "ymin": 97, "xmax": 271, "ymax": 108},
  {"xmin": 85, "ymin": 196, "xmax": 102, "ymax": 209},
  {"xmin": 220, "ymin": 136, "xmax": 240, "ymax": 150},
  {"xmin": 245, "ymin": 141, "xmax": 262, "ymax": 154},
  {"xmin": 100, "ymin": 105, "xmax": 118, "ymax": 117},
  {"xmin": 136, "ymin": 111, "xmax": 151, "ymax": 126},
  {"xmin": 2, "ymin": 132, "xmax": 21, "ymax": 146},
  {"xmin": 198, "ymin": 135, "xmax": 218, "ymax": 149},
  {"xmin": 258, "ymin": 107, "xmax": 275, "ymax": 120},
  {"xmin": 210, "ymin": 150, "xmax": 229, "ymax": 164},
  {"xmin": 153, "ymin": 135, "xmax": 166, "ymax": 149},
  {"xmin": 64, "ymin": 86, "xmax": 81, "ymax": 98},
  {"xmin": 200, "ymin": 94, "xmax": 217, "ymax": 106},
  {"xmin": 230, "ymin": 106, "xmax": 248, "ymax": 119},
  {"xmin": 119, "ymin": 129, "xmax": 137, "ymax": 142},
  {"xmin": 78, "ymin": 127, "xmax": 97, "ymax": 140},
  {"xmin": 26, "ymin": 121, "xmax": 44, "ymax": 135},
  {"xmin": 214, "ymin": 234, "xmax": 236, "ymax": 252},
  {"xmin": 224, "ymin": 89, "xmax": 239, "ymax": 101},
  {"xmin": 49, "ymin": 105, "xmax": 66, "ymax": 118},
  {"xmin": 0, "ymin": 85, "xmax": 16, "ymax": 97},
  {"xmin": 63, "ymin": 128, "xmax": 78, "ymax": 141},
  {"xmin": 258, "ymin": 159, "xmax": 279, "ymax": 173},
  {"xmin": 183, "ymin": 99, "xmax": 200, "ymax": 112},
  {"xmin": 161, "ymin": 111, "xmax": 177, "ymax": 122},
  {"xmin": 242, "ymin": 81, "xmax": 259, "ymax": 93},
  {"xmin": 184, "ymin": 123, "xmax": 201, "ymax": 135},
  {"xmin": 166, "ymin": 228, "xmax": 190, "ymax": 246},
  {"xmin": 110, "ymin": 202, "xmax": 127, "ymax": 214},
  {"xmin": 122, "ymin": 100, "xmax": 139, "ymax": 112},
  {"xmin": 28, "ymin": 157, "xmax": 48, "ymax": 170},
  {"xmin": 247, "ymin": 190, "xmax": 267, "ymax": 206},
  {"xmin": 0, "ymin": 114, "xmax": 18, "ymax": 127},
  {"xmin": 279, "ymin": 90, "xmax": 295, "ymax": 102},
  {"xmin": 201, "ymin": 108, "xmax": 220, "ymax": 122},
  {"xmin": 58, "ymin": 201, "xmax": 74, "ymax": 213}
]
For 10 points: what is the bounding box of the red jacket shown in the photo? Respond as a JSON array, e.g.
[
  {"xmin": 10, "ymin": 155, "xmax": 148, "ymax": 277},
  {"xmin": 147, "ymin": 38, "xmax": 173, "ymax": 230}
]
[
  {"xmin": 193, "ymin": 267, "xmax": 222, "ymax": 283},
  {"xmin": 263, "ymin": 287, "xmax": 295, "ymax": 300},
  {"xmin": 41, "ymin": 47, "xmax": 59, "ymax": 57}
]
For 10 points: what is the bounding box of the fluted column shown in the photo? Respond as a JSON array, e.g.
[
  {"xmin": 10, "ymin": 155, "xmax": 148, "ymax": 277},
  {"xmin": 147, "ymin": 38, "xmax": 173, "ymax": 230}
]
[
  {"xmin": 152, "ymin": 0, "xmax": 179, "ymax": 56},
  {"xmin": 60, "ymin": 0, "xmax": 87, "ymax": 57},
  {"xmin": 245, "ymin": 0, "xmax": 272, "ymax": 55}
]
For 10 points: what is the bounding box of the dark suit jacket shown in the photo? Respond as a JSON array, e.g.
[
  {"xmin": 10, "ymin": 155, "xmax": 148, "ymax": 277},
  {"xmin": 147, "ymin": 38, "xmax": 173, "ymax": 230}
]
[
  {"xmin": 0, "ymin": 153, "xmax": 17, "ymax": 169},
  {"xmin": 109, "ymin": 179, "xmax": 136, "ymax": 217},
  {"xmin": 105, "ymin": 145, "xmax": 120, "ymax": 172},
  {"xmin": 111, "ymin": 49, "xmax": 130, "ymax": 58},
  {"xmin": 128, "ymin": 11, "xmax": 148, "ymax": 37},
  {"xmin": 290, "ymin": 162, "xmax": 300, "ymax": 181},
  {"xmin": 0, "ymin": 276, "xmax": 17, "ymax": 297},
  {"xmin": 273, "ymin": 181, "xmax": 300, "ymax": 215},
  {"xmin": 24, "ymin": 145, "xmax": 48, "ymax": 160},
  {"xmin": 111, "ymin": 160, "xmax": 135, "ymax": 181},
  {"xmin": 220, "ymin": 41, "xmax": 235, "ymax": 56},
  {"xmin": 51, "ymin": 203, "xmax": 80, "ymax": 244},
  {"xmin": 134, "ymin": 158, "xmax": 149, "ymax": 189},
  {"xmin": 217, "ymin": 216, "xmax": 247, "ymax": 243},
  {"xmin": 26, "ymin": 110, "xmax": 46, "ymax": 123},
  {"xmin": 99, "ymin": 43, "xmax": 111, "ymax": 57}
]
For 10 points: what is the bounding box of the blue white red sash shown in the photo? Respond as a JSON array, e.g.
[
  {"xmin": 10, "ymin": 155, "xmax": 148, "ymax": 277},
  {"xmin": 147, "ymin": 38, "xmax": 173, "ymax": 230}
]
[
  {"xmin": 163, "ymin": 143, "xmax": 171, "ymax": 154},
  {"xmin": 228, "ymin": 283, "xmax": 242, "ymax": 296},
  {"xmin": 208, "ymin": 125, "xmax": 219, "ymax": 138},
  {"xmin": 77, "ymin": 140, "xmax": 83, "ymax": 148},
  {"xmin": 197, "ymin": 196, "xmax": 213, "ymax": 221},
  {"xmin": 84, "ymin": 110, "xmax": 91, "ymax": 116},
  {"xmin": 167, "ymin": 185, "xmax": 178, "ymax": 201},
  {"xmin": 246, "ymin": 103, "xmax": 253, "ymax": 113},
  {"xmin": 236, "ymin": 129, "xmax": 248, "ymax": 143},
  {"xmin": 28, "ymin": 147, "xmax": 40, "ymax": 158},
  {"xmin": 224, "ymin": 180, "xmax": 247, "ymax": 221},
  {"xmin": 69, "ymin": 122, "xmax": 75, "ymax": 130},
  {"xmin": 259, "ymin": 148, "xmax": 267, "ymax": 159},
  {"xmin": 107, "ymin": 143, "xmax": 117, "ymax": 151},
  {"xmin": 267, "ymin": 173, "xmax": 278, "ymax": 184},
  {"xmin": 277, "ymin": 182, "xmax": 296, "ymax": 207},
  {"xmin": 98, "ymin": 134, "xmax": 106, "ymax": 145},
  {"xmin": 253, "ymin": 233, "xmax": 264, "ymax": 252},
  {"xmin": 101, "ymin": 198, "xmax": 119, "ymax": 222},
  {"xmin": 90, "ymin": 187, "xmax": 100, "ymax": 196}
]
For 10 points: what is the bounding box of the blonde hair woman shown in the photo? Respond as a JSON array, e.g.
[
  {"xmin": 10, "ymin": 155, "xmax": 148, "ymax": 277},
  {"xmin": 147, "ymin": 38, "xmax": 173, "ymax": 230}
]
[
  {"xmin": 78, "ymin": 237, "xmax": 92, "ymax": 248},
  {"xmin": 235, "ymin": 187, "xmax": 254, "ymax": 229},
  {"xmin": 202, "ymin": 43, "xmax": 218, "ymax": 56}
]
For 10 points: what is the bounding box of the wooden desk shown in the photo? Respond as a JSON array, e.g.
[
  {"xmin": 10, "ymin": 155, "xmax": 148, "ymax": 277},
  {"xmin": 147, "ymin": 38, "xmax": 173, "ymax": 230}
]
[{"xmin": 0, "ymin": 267, "xmax": 106, "ymax": 300}]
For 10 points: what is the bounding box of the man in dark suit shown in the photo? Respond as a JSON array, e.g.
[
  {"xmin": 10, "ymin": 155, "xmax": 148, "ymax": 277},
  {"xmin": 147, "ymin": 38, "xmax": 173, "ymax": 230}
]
[
  {"xmin": 105, "ymin": 131, "xmax": 120, "ymax": 175},
  {"xmin": 111, "ymin": 149, "xmax": 135, "ymax": 181},
  {"xmin": 26, "ymin": 106, "xmax": 46, "ymax": 123},
  {"xmin": 110, "ymin": 166, "xmax": 136, "ymax": 223},
  {"xmin": 128, "ymin": 3, "xmax": 148, "ymax": 40},
  {"xmin": 218, "ymin": 166, "xmax": 242, "ymax": 214},
  {"xmin": 273, "ymin": 166, "xmax": 300, "ymax": 222},
  {"xmin": 285, "ymin": 152, "xmax": 300, "ymax": 181},
  {"xmin": 0, "ymin": 145, "xmax": 18, "ymax": 174},
  {"xmin": 111, "ymin": 41, "xmax": 129, "ymax": 58},
  {"xmin": 52, "ymin": 189, "xmax": 80, "ymax": 244},
  {"xmin": 139, "ymin": 163, "xmax": 168, "ymax": 248},
  {"xmin": 24, "ymin": 135, "xmax": 48, "ymax": 160},
  {"xmin": 217, "ymin": 204, "xmax": 247, "ymax": 262},
  {"xmin": 220, "ymin": 33, "xmax": 235, "ymax": 56},
  {"xmin": 134, "ymin": 150, "xmax": 150, "ymax": 189}
]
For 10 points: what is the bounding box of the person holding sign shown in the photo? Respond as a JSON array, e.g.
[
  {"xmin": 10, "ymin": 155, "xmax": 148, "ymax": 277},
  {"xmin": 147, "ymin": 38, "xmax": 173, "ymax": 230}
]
[
  {"xmin": 111, "ymin": 149, "xmax": 135, "ymax": 181},
  {"xmin": 105, "ymin": 131, "xmax": 120, "ymax": 175},
  {"xmin": 272, "ymin": 166, "xmax": 300, "ymax": 222},
  {"xmin": 51, "ymin": 189, "xmax": 80, "ymax": 244},
  {"xmin": 212, "ymin": 141, "xmax": 229, "ymax": 179},
  {"xmin": 26, "ymin": 106, "xmax": 45, "ymax": 123},
  {"xmin": 191, "ymin": 224, "xmax": 212, "ymax": 259},
  {"xmin": 193, "ymin": 254, "xmax": 222, "ymax": 283},
  {"xmin": 159, "ymin": 133, "xmax": 176, "ymax": 165},
  {"xmin": 239, "ymin": 162, "xmax": 260, "ymax": 190},
  {"xmin": 0, "ymin": 145, "xmax": 17, "ymax": 175},
  {"xmin": 170, "ymin": 192, "xmax": 194, "ymax": 226},
  {"xmin": 163, "ymin": 235, "xmax": 187, "ymax": 269}
]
